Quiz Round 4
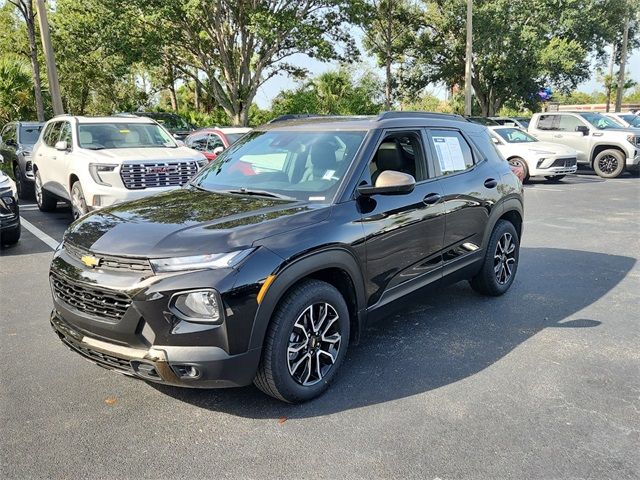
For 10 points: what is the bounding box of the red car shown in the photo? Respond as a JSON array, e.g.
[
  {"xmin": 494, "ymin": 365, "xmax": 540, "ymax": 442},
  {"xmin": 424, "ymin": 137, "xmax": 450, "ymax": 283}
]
[{"xmin": 184, "ymin": 127, "xmax": 252, "ymax": 161}]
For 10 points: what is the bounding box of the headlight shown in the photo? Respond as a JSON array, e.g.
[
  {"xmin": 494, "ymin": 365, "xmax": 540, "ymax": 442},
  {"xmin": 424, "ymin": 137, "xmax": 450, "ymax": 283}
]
[
  {"xmin": 170, "ymin": 289, "xmax": 222, "ymax": 323},
  {"xmin": 149, "ymin": 249, "xmax": 254, "ymax": 273},
  {"xmin": 89, "ymin": 163, "xmax": 118, "ymax": 186}
]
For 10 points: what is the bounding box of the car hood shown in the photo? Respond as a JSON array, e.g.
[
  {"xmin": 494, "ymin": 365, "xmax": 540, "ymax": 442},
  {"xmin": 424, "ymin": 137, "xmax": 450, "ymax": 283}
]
[
  {"xmin": 526, "ymin": 142, "xmax": 577, "ymax": 155},
  {"xmin": 64, "ymin": 188, "xmax": 330, "ymax": 258},
  {"xmin": 81, "ymin": 146, "xmax": 203, "ymax": 162}
]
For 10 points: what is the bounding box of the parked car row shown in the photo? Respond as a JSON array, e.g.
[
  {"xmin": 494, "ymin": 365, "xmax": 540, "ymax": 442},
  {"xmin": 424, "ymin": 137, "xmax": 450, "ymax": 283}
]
[
  {"xmin": 0, "ymin": 154, "xmax": 21, "ymax": 246},
  {"xmin": 469, "ymin": 111, "xmax": 640, "ymax": 179}
]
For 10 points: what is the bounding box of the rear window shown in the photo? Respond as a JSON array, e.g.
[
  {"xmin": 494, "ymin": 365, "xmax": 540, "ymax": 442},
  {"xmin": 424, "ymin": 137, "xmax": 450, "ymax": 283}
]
[{"xmin": 19, "ymin": 125, "xmax": 42, "ymax": 145}]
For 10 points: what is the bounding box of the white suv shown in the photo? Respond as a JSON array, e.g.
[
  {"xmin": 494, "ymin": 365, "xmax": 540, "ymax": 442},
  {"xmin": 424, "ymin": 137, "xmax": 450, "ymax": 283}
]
[
  {"xmin": 32, "ymin": 115, "xmax": 207, "ymax": 218},
  {"xmin": 528, "ymin": 112, "xmax": 640, "ymax": 178}
]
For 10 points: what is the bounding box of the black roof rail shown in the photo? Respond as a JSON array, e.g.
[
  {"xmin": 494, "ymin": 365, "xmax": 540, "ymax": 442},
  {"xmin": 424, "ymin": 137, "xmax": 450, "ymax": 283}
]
[
  {"xmin": 267, "ymin": 114, "xmax": 331, "ymax": 124},
  {"xmin": 378, "ymin": 111, "xmax": 467, "ymax": 122}
]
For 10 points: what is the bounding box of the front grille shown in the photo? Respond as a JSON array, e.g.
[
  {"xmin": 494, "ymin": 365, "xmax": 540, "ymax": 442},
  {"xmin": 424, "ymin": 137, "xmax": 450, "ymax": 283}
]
[
  {"xmin": 64, "ymin": 242, "xmax": 152, "ymax": 273},
  {"xmin": 51, "ymin": 273, "xmax": 131, "ymax": 322},
  {"xmin": 56, "ymin": 330, "xmax": 133, "ymax": 373},
  {"xmin": 120, "ymin": 161, "xmax": 199, "ymax": 190},
  {"xmin": 550, "ymin": 157, "xmax": 577, "ymax": 168}
]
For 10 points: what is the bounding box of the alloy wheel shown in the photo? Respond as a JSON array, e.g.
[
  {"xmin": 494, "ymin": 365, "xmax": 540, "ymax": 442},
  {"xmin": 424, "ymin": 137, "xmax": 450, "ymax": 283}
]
[
  {"xmin": 71, "ymin": 184, "xmax": 86, "ymax": 220},
  {"xmin": 493, "ymin": 232, "xmax": 516, "ymax": 285},
  {"xmin": 598, "ymin": 154, "xmax": 618, "ymax": 175},
  {"xmin": 35, "ymin": 173, "xmax": 42, "ymax": 207},
  {"xmin": 287, "ymin": 302, "xmax": 342, "ymax": 386}
]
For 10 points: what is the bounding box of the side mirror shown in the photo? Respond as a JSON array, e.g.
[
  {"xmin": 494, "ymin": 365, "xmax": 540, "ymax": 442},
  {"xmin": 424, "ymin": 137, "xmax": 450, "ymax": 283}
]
[
  {"xmin": 55, "ymin": 140, "xmax": 69, "ymax": 151},
  {"xmin": 575, "ymin": 125, "xmax": 589, "ymax": 136},
  {"xmin": 491, "ymin": 137, "xmax": 500, "ymax": 145},
  {"xmin": 357, "ymin": 170, "xmax": 416, "ymax": 196},
  {"xmin": 212, "ymin": 146, "xmax": 224, "ymax": 155}
]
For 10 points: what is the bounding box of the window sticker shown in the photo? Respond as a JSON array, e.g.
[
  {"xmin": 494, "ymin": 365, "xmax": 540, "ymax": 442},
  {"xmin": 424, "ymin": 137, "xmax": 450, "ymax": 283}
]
[
  {"xmin": 433, "ymin": 136, "xmax": 466, "ymax": 172},
  {"xmin": 322, "ymin": 169, "xmax": 336, "ymax": 180}
]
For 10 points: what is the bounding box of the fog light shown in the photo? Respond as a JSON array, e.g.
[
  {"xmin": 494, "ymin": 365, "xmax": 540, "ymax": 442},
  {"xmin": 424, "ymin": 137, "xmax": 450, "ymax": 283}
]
[
  {"xmin": 170, "ymin": 289, "xmax": 222, "ymax": 323},
  {"xmin": 173, "ymin": 365, "xmax": 201, "ymax": 379}
]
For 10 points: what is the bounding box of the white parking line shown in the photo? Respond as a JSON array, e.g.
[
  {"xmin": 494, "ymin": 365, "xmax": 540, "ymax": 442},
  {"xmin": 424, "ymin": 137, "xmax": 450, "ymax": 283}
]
[{"xmin": 19, "ymin": 217, "xmax": 59, "ymax": 250}]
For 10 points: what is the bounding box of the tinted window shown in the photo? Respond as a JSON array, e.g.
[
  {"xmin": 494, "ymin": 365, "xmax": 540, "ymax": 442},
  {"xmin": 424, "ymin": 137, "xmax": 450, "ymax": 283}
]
[
  {"xmin": 558, "ymin": 115, "xmax": 585, "ymax": 132},
  {"xmin": 536, "ymin": 115, "xmax": 557, "ymax": 130},
  {"xmin": 367, "ymin": 131, "xmax": 428, "ymax": 185},
  {"xmin": 225, "ymin": 133, "xmax": 245, "ymax": 144},
  {"xmin": 187, "ymin": 133, "xmax": 208, "ymax": 152},
  {"xmin": 194, "ymin": 130, "xmax": 366, "ymax": 202},
  {"xmin": 44, "ymin": 122, "xmax": 62, "ymax": 146},
  {"xmin": 77, "ymin": 122, "xmax": 176, "ymax": 149},
  {"xmin": 579, "ymin": 112, "xmax": 625, "ymax": 130},
  {"xmin": 208, "ymin": 134, "xmax": 224, "ymax": 150},
  {"xmin": 19, "ymin": 124, "xmax": 43, "ymax": 145},
  {"xmin": 59, "ymin": 122, "xmax": 72, "ymax": 145},
  {"xmin": 620, "ymin": 115, "xmax": 640, "ymax": 127},
  {"xmin": 429, "ymin": 129, "xmax": 475, "ymax": 176}
]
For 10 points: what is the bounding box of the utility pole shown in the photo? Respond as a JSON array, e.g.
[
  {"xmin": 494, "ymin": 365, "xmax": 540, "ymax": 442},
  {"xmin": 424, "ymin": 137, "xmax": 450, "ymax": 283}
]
[
  {"xmin": 464, "ymin": 0, "xmax": 473, "ymax": 116},
  {"xmin": 35, "ymin": 0, "xmax": 64, "ymax": 116},
  {"xmin": 606, "ymin": 43, "xmax": 616, "ymax": 113},
  {"xmin": 615, "ymin": 8, "xmax": 630, "ymax": 112}
]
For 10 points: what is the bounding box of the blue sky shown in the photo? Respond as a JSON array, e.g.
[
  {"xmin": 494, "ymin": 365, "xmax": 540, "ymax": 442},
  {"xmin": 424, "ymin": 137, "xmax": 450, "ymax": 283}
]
[{"xmin": 255, "ymin": 49, "xmax": 640, "ymax": 109}]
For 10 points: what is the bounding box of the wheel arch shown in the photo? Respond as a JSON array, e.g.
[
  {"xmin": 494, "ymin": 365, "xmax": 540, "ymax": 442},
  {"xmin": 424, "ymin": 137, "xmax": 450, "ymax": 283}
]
[
  {"xmin": 249, "ymin": 248, "xmax": 367, "ymax": 350},
  {"xmin": 590, "ymin": 144, "xmax": 626, "ymax": 165},
  {"xmin": 481, "ymin": 197, "xmax": 524, "ymax": 250}
]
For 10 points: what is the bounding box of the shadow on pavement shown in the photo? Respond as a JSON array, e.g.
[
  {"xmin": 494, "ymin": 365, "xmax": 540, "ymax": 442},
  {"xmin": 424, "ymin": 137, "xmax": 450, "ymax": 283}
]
[{"xmin": 151, "ymin": 247, "xmax": 636, "ymax": 417}]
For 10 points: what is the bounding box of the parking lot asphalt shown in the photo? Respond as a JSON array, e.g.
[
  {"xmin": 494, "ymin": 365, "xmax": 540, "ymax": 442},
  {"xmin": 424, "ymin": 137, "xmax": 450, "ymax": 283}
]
[{"xmin": 1, "ymin": 171, "xmax": 639, "ymax": 479}]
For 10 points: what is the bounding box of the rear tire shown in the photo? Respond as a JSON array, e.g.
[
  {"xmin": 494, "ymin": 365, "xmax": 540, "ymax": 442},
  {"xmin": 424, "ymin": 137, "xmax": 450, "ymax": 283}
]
[
  {"xmin": 593, "ymin": 149, "xmax": 625, "ymax": 178},
  {"xmin": 35, "ymin": 170, "xmax": 57, "ymax": 212},
  {"xmin": 254, "ymin": 279, "xmax": 350, "ymax": 403},
  {"xmin": 0, "ymin": 223, "xmax": 21, "ymax": 246},
  {"xmin": 470, "ymin": 220, "xmax": 520, "ymax": 296}
]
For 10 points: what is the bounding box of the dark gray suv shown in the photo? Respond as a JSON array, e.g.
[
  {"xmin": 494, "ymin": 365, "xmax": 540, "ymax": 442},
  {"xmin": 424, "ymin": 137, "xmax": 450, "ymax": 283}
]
[{"xmin": 0, "ymin": 121, "xmax": 44, "ymax": 199}]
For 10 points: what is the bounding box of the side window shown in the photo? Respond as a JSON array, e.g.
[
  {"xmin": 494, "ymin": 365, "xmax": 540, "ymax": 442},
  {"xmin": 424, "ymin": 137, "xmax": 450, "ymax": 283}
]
[
  {"xmin": 187, "ymin": 134, "xmax": 208, "ymax": 152},
  {"xmin": 536, "ymin": 115, "xmax": 557, "ymax": 131},
  {"xmin": 428, "ymin": 129, "xmax": 475, "ymax": 176},
  {"xmin": 44, "ymin": 122, "xmax": 62, "ymax": 146},
  {"xmin": 59, "ymin": 122, "xmax": 72, "ymax": 146},
  {"xmin": 367, "ymin": 131, "xmax": 428, "ymax": 185},
  {"xmin": 558, "ymin": 115, "xmax": 585, "ymax": 132},
  {"xmin": 207, "ymin": 134, "xmax": 224, "ymax": 151}
]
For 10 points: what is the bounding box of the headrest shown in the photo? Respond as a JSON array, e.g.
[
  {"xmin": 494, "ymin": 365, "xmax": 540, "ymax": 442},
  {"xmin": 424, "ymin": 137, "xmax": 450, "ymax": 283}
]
[
  {"xmin": 310, "ymin": 141, "xmax": 337, "ymax": 170},
  {"xmin": 376, "ymin": 141, "xmax": 404, "ymax": 172},
  {"xmin": 79, "ymin": 131, "xmax": 93, "ymax": 144}
]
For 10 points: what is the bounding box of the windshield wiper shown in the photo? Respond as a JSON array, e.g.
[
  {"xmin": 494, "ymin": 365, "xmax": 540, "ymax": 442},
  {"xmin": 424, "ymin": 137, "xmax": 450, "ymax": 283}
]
[
  {"xmin": 225, "ymin": 188, "xmax": 295, "ymax": 200},
  {"xmin": 85, "ymin": 146, "xmax": 106, "ymax": 150}
]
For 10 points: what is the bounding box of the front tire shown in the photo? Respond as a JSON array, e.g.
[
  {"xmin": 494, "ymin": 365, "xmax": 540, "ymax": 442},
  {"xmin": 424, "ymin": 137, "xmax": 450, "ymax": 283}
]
[
  {"xmin": 254, "ymin": 279, "xmax": 350, "ymax": 403},
  {"xmin": 0, "ymin": 223, "xmax": 21, "ymax": 246},
  {"xmin": 70, "ymin": 181, "xmax": 88, "ymax": 220},
  {"xmin": 509, "ymin": 157, "xmax": 529, "ymax": 182},
  {"xmin": 35, "ymin": 170, "xmax": 57, "ymax": 212},
  {"xmin": 593, "ymin": 149, "xmax": 625, "ymax": 178},
  {"xmin": 470, "ymin": 220, "xmax": 520, "ymax": 296}
]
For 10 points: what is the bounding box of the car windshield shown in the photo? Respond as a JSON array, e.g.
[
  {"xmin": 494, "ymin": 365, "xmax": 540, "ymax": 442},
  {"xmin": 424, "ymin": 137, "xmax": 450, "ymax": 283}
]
[
  {"xmin": 78, "ymin": 123, "xmax": 177, "ymax": 149},
  {"xmin": 620, "ymin": 114, "xmax": 640, "ymax": 127},
  {"xmin": 20, "ymin": 125, "xmax": 43, "ymax": 145},
  {"xmin": 494, "ymin": 128, "xmax": 537, "ymax": 143},
  {"xmin": 192, "ymin": 130, "xmax": 367, "ymax": 202},
  {"xmin": 579, "ymin": 113, "xmax": 624, "ymax": 130},
  {"xmin": 144, "ymin": 114, "xmax": 190, "ymax": 131}
]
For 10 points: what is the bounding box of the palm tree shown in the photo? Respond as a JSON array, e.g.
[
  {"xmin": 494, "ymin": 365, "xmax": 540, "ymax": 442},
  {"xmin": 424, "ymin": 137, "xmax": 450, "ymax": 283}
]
[{"xmin": 0, "ymin": 57, "xmax": 36, "ymax": 123}]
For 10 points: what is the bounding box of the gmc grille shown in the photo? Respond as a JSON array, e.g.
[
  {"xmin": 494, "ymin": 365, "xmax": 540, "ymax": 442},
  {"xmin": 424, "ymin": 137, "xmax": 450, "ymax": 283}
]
[
  {"xmin": 51, "ymin": 273, "xmax": 131, "ymax": 322},
  {"xmin": 120, "ymin": 161, "xmax": 199, "ymax": 190}
]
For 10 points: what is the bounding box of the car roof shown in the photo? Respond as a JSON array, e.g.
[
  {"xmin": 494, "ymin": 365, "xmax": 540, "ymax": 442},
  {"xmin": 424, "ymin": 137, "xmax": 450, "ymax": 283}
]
[
  {"xmin": 254, "ymin": 112, "xmax": 481, "ymax": 133},
  {"xmin": 192, "ymin": 127, "xmax": 252, "ymax": 134}
]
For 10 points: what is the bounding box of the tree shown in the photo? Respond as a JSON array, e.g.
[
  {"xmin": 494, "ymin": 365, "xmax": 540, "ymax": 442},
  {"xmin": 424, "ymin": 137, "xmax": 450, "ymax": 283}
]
[
  {"xmin": 0, "ymin": 57, "xmax": 35, "ymax": 123},
  {"xmin": 117, "ymin": 0, "xmax": 366, "ymax": 126},
  {"xmin": 408, "ymin": 0, "xmax": 633, "ymax": 116},
  {"xmin": 362, "ymin": 0, "xmax": 421, "ymax": 109},
  {"xmin": 5, "ymin": 1, "xmax": 45, "ymax": 120}
]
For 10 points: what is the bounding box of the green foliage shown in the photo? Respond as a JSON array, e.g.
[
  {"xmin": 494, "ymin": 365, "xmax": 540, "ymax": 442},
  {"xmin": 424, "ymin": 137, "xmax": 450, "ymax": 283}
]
[{"xmin": 0, "ymin": 57, "xmax": 35, "ymax": 123}]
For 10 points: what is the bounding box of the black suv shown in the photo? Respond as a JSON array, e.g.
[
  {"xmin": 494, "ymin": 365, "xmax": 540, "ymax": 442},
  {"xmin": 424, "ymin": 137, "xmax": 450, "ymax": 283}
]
[
  {"xmin": 49, "ymin": 112, "xmax": 524, "ymax": 403},
  {"xmin": 0, "ymin": 121, "xmax": 44, "ymax": 199}
]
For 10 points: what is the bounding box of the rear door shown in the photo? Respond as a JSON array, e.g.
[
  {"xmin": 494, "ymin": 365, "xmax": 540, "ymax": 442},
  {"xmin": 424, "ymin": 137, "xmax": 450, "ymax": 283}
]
[
  {"xmin": 424, "ymin": 128, "xmax": 502, "ymax": 276},
  {"xmin": 36, "ymin": 121, "xmax": 67, "ymax": 198},
  {"xmin": 359, "ymin": 129, "xmax": 446, "ymax": 307}
]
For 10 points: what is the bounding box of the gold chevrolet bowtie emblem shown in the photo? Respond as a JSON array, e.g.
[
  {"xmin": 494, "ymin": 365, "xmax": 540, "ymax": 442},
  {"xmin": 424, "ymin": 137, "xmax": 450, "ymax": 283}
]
[{"xmin": 81, "ymin": 255, "xmax": 101, "ymax": 268}]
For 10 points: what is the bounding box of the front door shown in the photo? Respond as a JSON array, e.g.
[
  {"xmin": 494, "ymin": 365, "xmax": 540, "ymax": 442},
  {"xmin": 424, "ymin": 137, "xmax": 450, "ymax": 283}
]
[{"xmin": 358, "ymin": 129, "xmax": 446, "ymax": 307}]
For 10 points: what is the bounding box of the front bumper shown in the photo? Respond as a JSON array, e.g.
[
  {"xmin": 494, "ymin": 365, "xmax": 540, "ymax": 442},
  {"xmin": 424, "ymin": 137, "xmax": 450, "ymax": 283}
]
[
  {"xmin": 0, "ymin": 190, "xmax": 19, "ymax": 230},
  {"xmin": 84, "ymin": 184, "xmax": 181, "ymax": 209},
  {"xmin": 626, "ymin": 152, "xmax": 640, "ymax": 168},
  {"xmin": 50, "ymin": 311, "xmax": 261, "ymax": 388}
]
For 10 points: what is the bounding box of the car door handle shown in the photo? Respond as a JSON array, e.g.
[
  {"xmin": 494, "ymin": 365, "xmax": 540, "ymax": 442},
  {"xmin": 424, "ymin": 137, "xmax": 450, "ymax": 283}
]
[
  {"xmin": 423, "ymin": 193, "xmax": 441, "ymax": 205},
  {"xmin": 484, "ymin": 178, "xmax": 498, "ymax": 189}
]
